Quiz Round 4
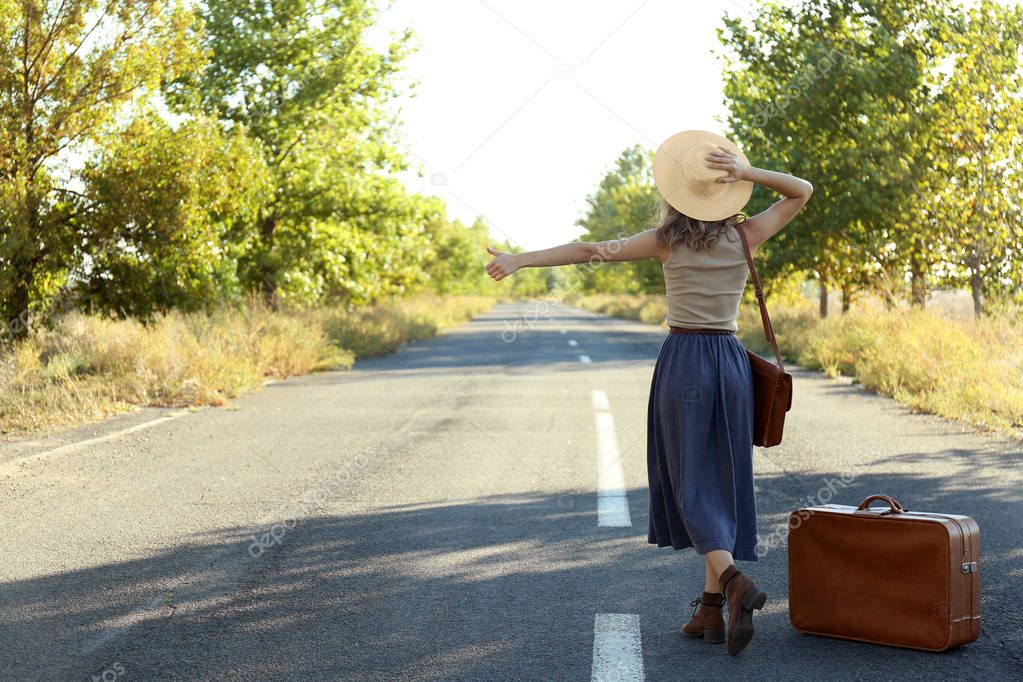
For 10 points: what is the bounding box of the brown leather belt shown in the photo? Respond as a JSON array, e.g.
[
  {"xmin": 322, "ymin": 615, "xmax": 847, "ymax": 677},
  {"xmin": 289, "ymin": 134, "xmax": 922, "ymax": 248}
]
[{"xmin": 669, "ymin": 326, "xmax": 735, "ymax": 335}]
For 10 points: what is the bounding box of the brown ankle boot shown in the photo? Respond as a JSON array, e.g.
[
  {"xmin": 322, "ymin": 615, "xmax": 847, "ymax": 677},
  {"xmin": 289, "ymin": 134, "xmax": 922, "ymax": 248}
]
[
  {"xmin": 718, "ymin": 564, "xmax": 768, "ymax": 656},
  {"xmin": 681, "ymin": 591, "xmax": 725, "ymax": 643}
]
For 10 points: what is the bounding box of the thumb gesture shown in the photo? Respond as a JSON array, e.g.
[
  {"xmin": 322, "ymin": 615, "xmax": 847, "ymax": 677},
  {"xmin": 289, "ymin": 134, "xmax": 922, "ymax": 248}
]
[{"xmin": 485, "ymin": 245, "xmax": 520, "ymax": 281}]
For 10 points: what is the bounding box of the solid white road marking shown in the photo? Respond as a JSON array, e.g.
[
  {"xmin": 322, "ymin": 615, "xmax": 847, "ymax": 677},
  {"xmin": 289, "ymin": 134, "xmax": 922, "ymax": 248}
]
[
  {"xmin": 591, "ymin": 613, "xmax": 645, "ymax": 682},
  {"xmin": 592, "ymin": 391, "xmax": 631, "ymax": 527},
  {"xmin": 568, "ymin": 339, "xmax": 578, "ymax": 347},
  {"xmin": 0, "ymin": 410, "xmax": 191, "ymax": 472},
  {"xmin": 579, "ymin": 355, "xmax": 592, "ymax": 363}
]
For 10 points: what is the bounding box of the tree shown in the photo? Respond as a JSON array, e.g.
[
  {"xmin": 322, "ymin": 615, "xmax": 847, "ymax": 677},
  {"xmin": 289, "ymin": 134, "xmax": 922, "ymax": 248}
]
[
  {"xmin": 420, "ymin": 214, "xmax": 496, "ymax": 296},
  {"xmin": 74, "ymin": 109, "xmax": 270, "ymax": 317},
  {"xmin": 167, "ymin": 0, "xmax": 419, "ymax": 308},
  {"xmin": 0, "ymin": 0, "xmax": 200, "ymax": 338},
  {"xmin": 575, "ymin": 145, "xmax": 664, "ymax": 295},
  {"xmin": 274, "ymin": 183, "xmax": 436, "ymax": 306},
  {"xmin": 717, "ymin": 0, "xmax": 957, "ymax": 316},
  {"xmin": 922, "ymin": 0, "xmax": 1023, "ymax": 318}
]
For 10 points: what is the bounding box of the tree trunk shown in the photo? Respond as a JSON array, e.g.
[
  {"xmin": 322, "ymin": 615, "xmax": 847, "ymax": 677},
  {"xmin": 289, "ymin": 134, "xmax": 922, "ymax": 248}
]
[
  {"xmin": 2, "ymin": 279, "xmax": 31, "ymax": 342},
  {"xmin": 6, "ymin": 175, "xmax": 42, "ymax": 341},
  {"xmin": 910, "ymin": 264, "xmax": 927, "ymax": 308},
  {"xmin": 840, "ymin": 282, "xmax": 851, "ymax": 313},
  {"xmin": 11, "ymin": 60, "xmax": 37, "ymax": 340},
  {"xmin": 968, "ymin": 249, "xmax": 984, "ymax": 319},
  {"xmin": 909, "ymin": 234, "xmax": 927, "ymax": 308},
  {"xmin": 259, "ymin": 213, "xmax": 279, "ymax": 311},
  {"xmin": 880, "ymin": 269, "xmax": 896, "ymax": 311},
  {"xmin": 818, "ymin": 278, "xmax": 828, "ymax": 318}
]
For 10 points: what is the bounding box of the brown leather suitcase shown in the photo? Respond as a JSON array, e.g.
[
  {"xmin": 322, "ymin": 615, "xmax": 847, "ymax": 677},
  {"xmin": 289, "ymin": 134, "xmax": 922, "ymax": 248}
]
[{"xmin": 788, "ymin": 494, "xmax": 981, "ymax": 651}]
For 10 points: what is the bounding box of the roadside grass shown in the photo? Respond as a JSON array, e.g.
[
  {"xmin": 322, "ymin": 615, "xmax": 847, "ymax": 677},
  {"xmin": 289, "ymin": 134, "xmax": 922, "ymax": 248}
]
[
  {"xmin": 0, "ymin": 294, "xmax": 496, "ymax": 435},
  {"xmin": 566, "ymin": 292, "xmax": 1023, "ymax": 442}
]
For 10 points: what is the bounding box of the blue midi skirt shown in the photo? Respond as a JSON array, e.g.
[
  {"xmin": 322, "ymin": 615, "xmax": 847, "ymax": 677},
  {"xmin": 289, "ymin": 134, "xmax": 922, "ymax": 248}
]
[{"xmin": 646, "ymin": 331, "xmax": 759, "ymax": 561}]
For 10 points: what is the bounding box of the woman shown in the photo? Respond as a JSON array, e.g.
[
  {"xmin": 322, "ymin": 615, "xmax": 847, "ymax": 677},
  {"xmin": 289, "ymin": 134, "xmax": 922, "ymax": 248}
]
[{"xmin": 484, "ymin": 130, "xmax": 813, "ymax": 657}]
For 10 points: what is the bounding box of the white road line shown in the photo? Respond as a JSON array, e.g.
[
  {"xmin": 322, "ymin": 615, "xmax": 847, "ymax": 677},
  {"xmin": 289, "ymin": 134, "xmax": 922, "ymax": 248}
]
[
  {"xmin": 592, "ymin": 391, "xmax": 631, "ymax": 527},
  {"xmin": 579, "ymin": 354, "xmax": 591, "ymax": 363},
  {"xmin": 0, "ymin": 410, "xmax": 191, "ymax": 471},
  {"xmin": 591, "ymin": 613, "xmax": 645, "ymax": 682},
  {"xmin": 568, "ymin": 339, "xmax": 578, "ymax": 347},
  {"xmin": 560, "ymin": 329, "xmax": 567, "ymax": 334}
]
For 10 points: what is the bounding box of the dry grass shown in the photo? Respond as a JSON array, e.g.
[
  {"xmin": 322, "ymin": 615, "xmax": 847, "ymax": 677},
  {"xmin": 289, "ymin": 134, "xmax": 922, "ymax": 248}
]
[
  {"xmin": 319, "ymin": 294, "xmax": 495, "ymax": 358},
  {"xmin": 567, "ymin": 290, "xmax": 1023, "ymax": 441},
  {"xmin": 563, "ymin": 293, "xmax": 668, "ymax": 326},
  {"xmin": 0, "ymin": 294, "xmax": 496, "ymax": 435}
]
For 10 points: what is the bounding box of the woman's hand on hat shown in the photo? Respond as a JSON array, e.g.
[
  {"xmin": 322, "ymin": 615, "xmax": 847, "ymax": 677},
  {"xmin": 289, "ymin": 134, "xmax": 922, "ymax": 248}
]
[
  {"xmin": 485, "ymin": 246, "xmax": 521, "ymax": 281},
  {"xmin": 704, "ymin": 145, "xmax": 751, "ymax": 183}
]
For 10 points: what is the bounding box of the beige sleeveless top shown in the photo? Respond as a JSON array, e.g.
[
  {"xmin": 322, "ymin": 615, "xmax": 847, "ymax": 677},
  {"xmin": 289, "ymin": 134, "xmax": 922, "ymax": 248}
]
[{"xmin": 663, "ymin": 224, "xmax": 751, "ymax": 332}]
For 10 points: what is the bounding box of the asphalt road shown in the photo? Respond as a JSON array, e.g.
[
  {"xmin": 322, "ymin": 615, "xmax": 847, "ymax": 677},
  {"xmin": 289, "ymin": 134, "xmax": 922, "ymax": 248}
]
[{"xmin": 2, "ymin": 300, "xmax": 1021, "ymax": 681}]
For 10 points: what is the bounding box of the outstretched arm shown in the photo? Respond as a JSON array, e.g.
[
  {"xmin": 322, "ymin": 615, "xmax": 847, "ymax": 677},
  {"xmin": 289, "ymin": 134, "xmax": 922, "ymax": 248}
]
[{"xmin": 485, "ymin": 229, "xmax": 666, "ymax": 281}]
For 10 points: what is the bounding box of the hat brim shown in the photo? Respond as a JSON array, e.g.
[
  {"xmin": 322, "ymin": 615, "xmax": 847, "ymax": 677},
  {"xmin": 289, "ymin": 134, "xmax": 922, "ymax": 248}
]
[{"xmin": 653, "ymin": 130, "xmax": 754, "ymax": 221}]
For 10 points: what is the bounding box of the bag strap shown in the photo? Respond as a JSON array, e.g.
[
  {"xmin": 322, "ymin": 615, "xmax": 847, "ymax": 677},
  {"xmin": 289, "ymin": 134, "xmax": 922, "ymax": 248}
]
[{"xmin": 735, "ymin": 223, "xmax": 785, "ymax": 370}]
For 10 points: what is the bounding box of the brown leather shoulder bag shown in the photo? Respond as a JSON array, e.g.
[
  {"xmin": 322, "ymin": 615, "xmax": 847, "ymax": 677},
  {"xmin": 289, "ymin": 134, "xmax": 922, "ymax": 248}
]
[{"xmin": 735, "ymin": 224, "xmax": 793, "ymax": 447}]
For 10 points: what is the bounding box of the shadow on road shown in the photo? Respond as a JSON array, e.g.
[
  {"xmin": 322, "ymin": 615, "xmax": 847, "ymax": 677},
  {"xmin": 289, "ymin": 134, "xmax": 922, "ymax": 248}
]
[{"xmin": 3, "ymin": 467, "xmax": 1020, "ymax": 680}]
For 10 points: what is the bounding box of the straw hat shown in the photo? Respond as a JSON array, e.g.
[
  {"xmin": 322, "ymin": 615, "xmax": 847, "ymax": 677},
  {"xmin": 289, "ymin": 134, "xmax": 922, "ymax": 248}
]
[{"xmin": 652, "ymin": 130, "xmax": 754, "ymax": 221}]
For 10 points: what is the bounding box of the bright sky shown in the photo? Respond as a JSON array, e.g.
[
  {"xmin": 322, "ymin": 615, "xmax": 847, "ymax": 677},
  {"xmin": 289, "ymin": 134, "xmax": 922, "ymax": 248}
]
[
  {"xmin": 366, "ymin": 0, "xmax": 1016, "ymax": 253},
  {"xmin": 366, "ymin": 0, "xmax": 760, "ymax": 251}
]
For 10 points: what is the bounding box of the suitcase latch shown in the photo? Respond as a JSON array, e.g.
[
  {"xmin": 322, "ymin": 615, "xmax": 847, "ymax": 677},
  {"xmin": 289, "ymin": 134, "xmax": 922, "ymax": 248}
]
[{"xmin": 961, "ymin": 561, "xmax": 977, "ymax": 574}]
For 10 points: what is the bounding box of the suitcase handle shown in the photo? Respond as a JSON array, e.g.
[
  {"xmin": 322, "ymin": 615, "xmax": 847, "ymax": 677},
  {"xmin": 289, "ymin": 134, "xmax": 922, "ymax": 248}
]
[{"xmin": 855, "ymin": 494, "xmax": 905, "ymax": 514}]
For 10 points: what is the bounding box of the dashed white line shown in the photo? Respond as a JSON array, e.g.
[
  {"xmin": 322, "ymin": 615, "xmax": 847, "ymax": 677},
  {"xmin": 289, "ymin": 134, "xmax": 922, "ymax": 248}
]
[
  {"xmin": 579, "ymin": 354, "xmax": 592, "ymax": 363},
  {"xmin": 591, "ymin": 613, "xmax": 645, "ymax": 682},
  {"xmin": 560, "ymin": 329, "xmax": 567, "ymax": 334},
  {"xmin": 568, "ymin": 339, "xmax": 578, "ymax": 347},
  {"xmin": 592, "ymin": 390, "xmax": 631, "ymax": 527}
]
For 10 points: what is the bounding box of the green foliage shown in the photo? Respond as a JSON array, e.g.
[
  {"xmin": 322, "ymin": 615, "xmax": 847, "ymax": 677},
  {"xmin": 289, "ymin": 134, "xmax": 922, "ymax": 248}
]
[
  {"xmin": 719, "ymin": 0, "xmax": 950, "ymax": 301},
  {"xmin": 75, "ymin": 110, "xmax": 271, "ymax": 317},
  {"xmin": 920, "ymin": 0, "xmax": 1023, "ymax": 313},
  {"xmin": 422, "ymin": 214, "xmax": 497, "ymax": 296},
  {"xmin": 261, "ymin": 177, "xmax": 434, "ymax": 306},
  {"xmin": 717, "ymin": 0, "xmax": 1023, "ymax": 316},
  {"xmin": 0, "ymin": 0, "xmax": 511, "ymax": 345},
  {"xmin": 503, "ymin": 261, "xmax": 554, "ymax": 299},
  {"xmin": 6, "ymin": 0, "xmax": 1015, "ymax": 364},
  {"xmin": 168, "ymin": 0, "xmax": 420, "ymax": 306},
  {"xmin": 0, "ymin": 0, "xmax": 202, "ymax": 336},
  {"xmin": 575, "ymin": 145, "xmax": 664, "ymax": 294}
]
